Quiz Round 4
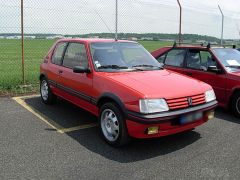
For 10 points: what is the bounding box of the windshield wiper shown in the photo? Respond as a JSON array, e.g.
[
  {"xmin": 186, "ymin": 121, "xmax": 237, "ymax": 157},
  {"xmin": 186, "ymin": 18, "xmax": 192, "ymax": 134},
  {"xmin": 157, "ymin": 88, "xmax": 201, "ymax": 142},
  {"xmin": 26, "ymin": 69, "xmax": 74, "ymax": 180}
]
[
  {"xmin": 132, "ymin": 64, "xmax": 163, "ymax": 69},
  {"xmin": 225, "ymin": 65, "xmax": 240, "ymax": 68},
  {"xmin": 98, "ymin": 65, "xmax": 129, "ymax": 69}
]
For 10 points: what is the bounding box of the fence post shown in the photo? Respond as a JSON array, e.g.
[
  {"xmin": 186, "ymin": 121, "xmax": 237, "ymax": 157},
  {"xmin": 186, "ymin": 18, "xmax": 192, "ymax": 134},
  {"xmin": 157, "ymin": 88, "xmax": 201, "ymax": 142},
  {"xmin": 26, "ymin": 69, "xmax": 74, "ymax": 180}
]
[
  {"xmin": 115, "ymin": 0, "xmax": 118, "ymax": 41},
  {"xmin": 21, "ymin": 0, "xmax": 25, "ymax": 84},
  {"xmin": 177, "ymin": 0, "xmax": 182, "ymax": 44},
  {"xmin": 218, "ymin": 5, "xmax": 224, "ymax": 45}
]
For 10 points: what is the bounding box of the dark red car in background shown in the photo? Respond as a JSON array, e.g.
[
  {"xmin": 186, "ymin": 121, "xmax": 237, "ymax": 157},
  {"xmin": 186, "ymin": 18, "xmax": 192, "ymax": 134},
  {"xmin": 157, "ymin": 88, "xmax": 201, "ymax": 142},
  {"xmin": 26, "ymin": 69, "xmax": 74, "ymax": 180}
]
[
  {"xmin": 152, "ymin": 44, "xmax": 240, "ymax": 117},
  {"xmin": 40, "ymin": 39, "xmax": 217, "ymax": 146}
]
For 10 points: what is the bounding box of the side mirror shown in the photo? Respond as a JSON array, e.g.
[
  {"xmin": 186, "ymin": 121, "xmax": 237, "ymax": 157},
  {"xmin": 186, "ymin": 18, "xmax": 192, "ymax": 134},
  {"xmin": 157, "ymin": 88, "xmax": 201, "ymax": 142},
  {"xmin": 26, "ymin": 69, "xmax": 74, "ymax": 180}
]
[
  {"xmin": 73, "ymin": 66, "xmax": 90, "ymax": 73},
  {"xmin": 207, "ymin": 66, "xmax": 222, "ymax": 73}
]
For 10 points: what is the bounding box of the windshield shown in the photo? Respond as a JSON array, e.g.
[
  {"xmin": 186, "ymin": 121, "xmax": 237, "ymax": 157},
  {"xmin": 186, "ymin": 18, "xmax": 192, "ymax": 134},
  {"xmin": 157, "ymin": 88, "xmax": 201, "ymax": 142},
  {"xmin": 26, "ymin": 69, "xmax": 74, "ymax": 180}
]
[
  {"xmin": 90, "ymin": 42, "xmax": 161, "ymax": 72},
  {"xmin": 212, "ymin": 48, "xmax": 240, "ymax": 72}
]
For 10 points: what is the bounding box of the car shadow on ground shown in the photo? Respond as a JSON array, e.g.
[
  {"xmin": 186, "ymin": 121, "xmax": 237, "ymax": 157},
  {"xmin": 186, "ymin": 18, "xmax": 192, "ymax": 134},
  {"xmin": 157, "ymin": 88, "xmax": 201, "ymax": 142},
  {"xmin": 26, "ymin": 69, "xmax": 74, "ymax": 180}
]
[
  {"xmin": 24, "ymin": 97, "xmax": 98, "ymax": 129},
  {"xmin": 23, "ymin": 96, "xmax": 202, "ymax": 163},
  {"xmin": 215, "ymin": 107, "xmax": 240, "ymax": 124},
  {"xmin": 66, "ymin": 128, "xmax": 201, "ymax": 163}
]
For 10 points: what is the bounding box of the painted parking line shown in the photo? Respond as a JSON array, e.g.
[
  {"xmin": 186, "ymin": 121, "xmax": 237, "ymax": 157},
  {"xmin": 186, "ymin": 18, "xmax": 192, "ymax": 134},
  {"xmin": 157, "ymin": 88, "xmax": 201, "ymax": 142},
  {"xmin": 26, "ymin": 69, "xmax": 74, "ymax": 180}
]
[
  {"xmin": 60, "ymin": 123, "xmax": 98, "ymax": 133},
  {"xmin": 12, "ymin": 94, "xmax": 98, "ymax": 133}
]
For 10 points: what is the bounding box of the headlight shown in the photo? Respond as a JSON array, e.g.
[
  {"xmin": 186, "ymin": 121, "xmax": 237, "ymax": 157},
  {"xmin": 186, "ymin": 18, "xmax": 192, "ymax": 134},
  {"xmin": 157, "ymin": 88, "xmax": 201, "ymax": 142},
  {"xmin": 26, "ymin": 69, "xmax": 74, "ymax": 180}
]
[
  {"xmin": 139, "ymin": 99, "xmax": 169, "ymax": 114},
  {"xmin": 205, "ymin": 89, "xmax": 216, "ymax": 102}
]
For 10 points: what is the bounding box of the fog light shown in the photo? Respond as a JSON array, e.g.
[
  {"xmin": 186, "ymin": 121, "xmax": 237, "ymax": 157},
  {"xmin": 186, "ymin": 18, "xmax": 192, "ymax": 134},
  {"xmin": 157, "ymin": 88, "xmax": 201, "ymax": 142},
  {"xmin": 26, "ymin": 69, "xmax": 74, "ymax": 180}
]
[
  {"xmin": 207, "ymin": 111, "xmax": 215, "ymax": 120},
  {"xmin": 147, "ymin": 126, "xmax": 159, "ymax": 135}
]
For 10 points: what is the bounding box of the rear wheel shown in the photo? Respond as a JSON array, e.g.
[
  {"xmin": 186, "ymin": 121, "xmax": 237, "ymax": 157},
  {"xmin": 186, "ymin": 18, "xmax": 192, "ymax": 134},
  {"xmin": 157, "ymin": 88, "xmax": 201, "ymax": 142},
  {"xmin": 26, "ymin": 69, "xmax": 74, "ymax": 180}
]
[
  {"xmin": 231, "ymin": 92, "xmax": 240, "ymax": 118},
  {"xmin": 99, "ymin": 102, "xmax": 130, "ymax": 147},
  {"xmin": 40, "ymin": 77, "xmax": 56, "ymax": 104}
]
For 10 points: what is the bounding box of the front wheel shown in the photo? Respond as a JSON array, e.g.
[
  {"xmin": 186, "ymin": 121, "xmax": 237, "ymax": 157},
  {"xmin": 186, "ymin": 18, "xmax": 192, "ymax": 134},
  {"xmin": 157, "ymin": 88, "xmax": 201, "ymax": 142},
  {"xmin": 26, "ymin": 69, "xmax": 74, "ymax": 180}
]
[
  {"xmin": 231, "ymin": 92, "xmax": 240, "ymax": 118},
  {"xmin": 99, "ymin": 102, "xmax": 130, "ymax": 147},
  {"xmin": 40, "ymin": 77, "xmax": 56, "ymax": 105}
]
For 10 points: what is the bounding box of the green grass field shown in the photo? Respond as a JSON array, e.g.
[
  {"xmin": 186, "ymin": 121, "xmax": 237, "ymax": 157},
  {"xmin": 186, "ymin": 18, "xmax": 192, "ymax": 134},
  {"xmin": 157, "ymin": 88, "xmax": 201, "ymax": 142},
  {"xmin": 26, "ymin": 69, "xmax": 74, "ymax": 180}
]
[{"xmin": 0, "ymin": 39, "xmax": 171, "ymax": 94}]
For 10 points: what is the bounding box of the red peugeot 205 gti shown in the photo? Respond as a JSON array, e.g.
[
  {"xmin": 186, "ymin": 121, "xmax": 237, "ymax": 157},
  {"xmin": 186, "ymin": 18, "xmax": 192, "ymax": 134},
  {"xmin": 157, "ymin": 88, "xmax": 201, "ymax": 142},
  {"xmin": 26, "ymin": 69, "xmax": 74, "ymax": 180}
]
[{"xmin": 40, "ymin": 39, "xmax": 217, "ymax": 146}]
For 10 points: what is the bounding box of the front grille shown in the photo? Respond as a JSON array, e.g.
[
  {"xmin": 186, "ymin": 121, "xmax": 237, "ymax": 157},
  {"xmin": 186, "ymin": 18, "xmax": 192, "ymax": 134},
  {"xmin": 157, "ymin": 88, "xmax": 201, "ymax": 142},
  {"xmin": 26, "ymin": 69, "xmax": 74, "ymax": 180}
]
[
  {"xmin": 191, "ymin": 94, "xmax": 206, "ymax": 106},
  {"xmin": 167, "ymin": 93, "xmax": 206, "ymax": 110}
]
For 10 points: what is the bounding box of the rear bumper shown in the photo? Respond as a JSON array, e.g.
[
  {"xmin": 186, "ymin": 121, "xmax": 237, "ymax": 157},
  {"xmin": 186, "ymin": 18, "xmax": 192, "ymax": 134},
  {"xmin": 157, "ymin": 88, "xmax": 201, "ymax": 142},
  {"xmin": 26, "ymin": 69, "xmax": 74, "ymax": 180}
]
[{"xmin": 126, "ymin": 101, "xmax": 217, "ymax": 139}]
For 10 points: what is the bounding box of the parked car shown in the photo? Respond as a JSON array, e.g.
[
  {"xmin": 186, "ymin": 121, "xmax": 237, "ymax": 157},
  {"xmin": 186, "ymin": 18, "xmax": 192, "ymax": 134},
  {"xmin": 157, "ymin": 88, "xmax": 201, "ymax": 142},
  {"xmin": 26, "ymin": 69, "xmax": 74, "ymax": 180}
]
[
  {"xmin": 152, "ymin": 44, "xmax": 240, "ymax": 117},
  {"xmin": 40, "ymin": 39, "xmax": 217, "ymax": 146}
]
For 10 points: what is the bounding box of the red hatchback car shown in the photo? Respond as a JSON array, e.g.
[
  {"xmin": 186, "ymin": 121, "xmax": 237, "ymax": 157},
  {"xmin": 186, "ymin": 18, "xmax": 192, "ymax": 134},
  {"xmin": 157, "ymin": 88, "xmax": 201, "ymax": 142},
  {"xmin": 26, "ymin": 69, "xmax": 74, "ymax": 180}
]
[
  {"xmin": 152, "ymin": 44, "xmax": 240, "ymax": 117},
  {"xmin": 40, "ymin": 39, "xmax": 217, "ymax": 146}
]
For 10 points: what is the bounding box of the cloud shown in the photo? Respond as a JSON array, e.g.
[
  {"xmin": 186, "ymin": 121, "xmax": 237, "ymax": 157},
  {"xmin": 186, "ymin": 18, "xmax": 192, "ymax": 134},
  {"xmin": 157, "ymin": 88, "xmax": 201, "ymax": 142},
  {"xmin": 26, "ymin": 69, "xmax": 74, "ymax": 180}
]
[{"xmin": 0, "ymin": 0, "xmax": 240, "ymax": 39}]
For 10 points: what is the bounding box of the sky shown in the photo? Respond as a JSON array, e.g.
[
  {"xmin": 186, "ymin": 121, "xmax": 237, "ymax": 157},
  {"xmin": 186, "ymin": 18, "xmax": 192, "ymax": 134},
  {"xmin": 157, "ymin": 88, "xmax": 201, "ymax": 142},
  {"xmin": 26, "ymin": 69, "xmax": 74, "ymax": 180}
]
[{"xmin": 1, "ymin": 0, "xmax": 240, "ymax": 39}]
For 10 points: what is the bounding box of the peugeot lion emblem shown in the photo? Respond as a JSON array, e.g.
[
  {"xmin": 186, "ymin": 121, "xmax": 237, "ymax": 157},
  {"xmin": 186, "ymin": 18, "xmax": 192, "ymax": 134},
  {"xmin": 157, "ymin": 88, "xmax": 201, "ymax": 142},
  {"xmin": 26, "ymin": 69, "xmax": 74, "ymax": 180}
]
[{"xmin": 188, "ymin": 97, "xmax": 193, "ymax": 106}]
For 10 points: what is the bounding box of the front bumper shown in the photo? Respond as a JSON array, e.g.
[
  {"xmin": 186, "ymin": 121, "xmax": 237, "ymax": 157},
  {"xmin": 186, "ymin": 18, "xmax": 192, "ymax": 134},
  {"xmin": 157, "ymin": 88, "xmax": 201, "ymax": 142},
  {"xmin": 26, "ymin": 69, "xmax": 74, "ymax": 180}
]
[{"xmin": 126, "ymin": 100, "xmax": 217, "ymax": 139}]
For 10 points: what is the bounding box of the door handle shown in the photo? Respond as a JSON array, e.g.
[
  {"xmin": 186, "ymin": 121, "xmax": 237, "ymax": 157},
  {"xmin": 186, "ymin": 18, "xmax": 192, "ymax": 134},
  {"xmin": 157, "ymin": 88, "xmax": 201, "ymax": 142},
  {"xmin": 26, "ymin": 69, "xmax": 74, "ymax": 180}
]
[{"xmin": 58, "ymin": 70, "xmax": 63, "ymax": 74}]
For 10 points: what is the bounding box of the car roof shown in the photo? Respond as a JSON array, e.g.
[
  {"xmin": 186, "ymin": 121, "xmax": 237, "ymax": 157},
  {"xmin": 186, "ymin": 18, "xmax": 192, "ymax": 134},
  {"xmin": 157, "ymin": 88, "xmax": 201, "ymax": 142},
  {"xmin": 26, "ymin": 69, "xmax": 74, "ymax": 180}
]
[
  {"xmin": 57, "ymin": 38, "xmax": 136, "ymax": 44},
  {"xmin": 166, "ymin": 45, "xmax": 208, "ymax": 50},
  {"xmin": 166, "ymin": 45, "xmax": 236, "ymax": 50}
]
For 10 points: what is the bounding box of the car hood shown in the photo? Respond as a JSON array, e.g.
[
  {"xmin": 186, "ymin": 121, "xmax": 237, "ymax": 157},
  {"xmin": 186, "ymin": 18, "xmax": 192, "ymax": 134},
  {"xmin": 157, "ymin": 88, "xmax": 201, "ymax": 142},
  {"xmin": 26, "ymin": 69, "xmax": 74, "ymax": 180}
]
[
  {"xmin": 228, "ymin": 71, "xmax": 240, "ymax": 81},
  {"xmin": 101, "ymin": 70, "xmax": 211, "ymax": 99},
  {"xmin": 229, "ymin": 71, "xmax": 240, "ymax": 76}
]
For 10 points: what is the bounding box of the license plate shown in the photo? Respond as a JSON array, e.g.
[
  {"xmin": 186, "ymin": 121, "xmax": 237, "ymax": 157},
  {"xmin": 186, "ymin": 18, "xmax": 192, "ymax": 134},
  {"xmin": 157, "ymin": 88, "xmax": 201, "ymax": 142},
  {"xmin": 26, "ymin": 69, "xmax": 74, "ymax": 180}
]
[{"xmin": 180, "ymin": 112, "xmax": 203, "ymax": 125}]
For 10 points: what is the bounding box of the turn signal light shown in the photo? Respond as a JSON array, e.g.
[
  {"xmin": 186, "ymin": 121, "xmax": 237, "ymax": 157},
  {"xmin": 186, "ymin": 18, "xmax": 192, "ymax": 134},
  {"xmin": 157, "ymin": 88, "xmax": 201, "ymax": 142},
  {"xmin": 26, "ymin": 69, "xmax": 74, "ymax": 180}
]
[
  {"xmin": 147, "ymin": 126, "xmax": 159, "ymax": 135},
  {"xmin": 207, "ymin": 111, "xmax": 215, "ymax": 120}
]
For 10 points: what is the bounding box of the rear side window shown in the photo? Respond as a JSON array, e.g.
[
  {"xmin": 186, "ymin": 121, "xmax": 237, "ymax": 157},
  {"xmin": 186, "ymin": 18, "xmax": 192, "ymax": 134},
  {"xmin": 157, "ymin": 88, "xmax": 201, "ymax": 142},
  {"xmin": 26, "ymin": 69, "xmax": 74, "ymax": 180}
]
[
  {"xmin": 52, "ymin": 43, "xmax": 67, "ymax": 65},
  {"xmin": 165, "ymin": 49, "xmax": 186, "ymax": 67},
  {"xmin": 62, "ymin": 43, "xmax": 88, "ymax": 69}
]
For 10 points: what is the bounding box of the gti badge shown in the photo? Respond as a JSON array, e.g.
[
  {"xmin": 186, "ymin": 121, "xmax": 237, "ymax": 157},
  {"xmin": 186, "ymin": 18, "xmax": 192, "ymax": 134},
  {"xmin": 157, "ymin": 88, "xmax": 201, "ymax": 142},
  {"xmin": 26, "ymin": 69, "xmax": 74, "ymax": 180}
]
[{"xmin": 188, "ymin": 97, "xmax": 193, "ymax": 106}]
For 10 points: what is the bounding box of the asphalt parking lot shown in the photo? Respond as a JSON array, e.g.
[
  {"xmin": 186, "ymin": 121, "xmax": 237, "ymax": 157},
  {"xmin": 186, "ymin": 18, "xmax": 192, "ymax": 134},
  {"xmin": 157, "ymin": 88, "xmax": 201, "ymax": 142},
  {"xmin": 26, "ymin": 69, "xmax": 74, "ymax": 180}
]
[{"xmin": 0, "ymin": 95, "xmax": 240, "ymax": 179}]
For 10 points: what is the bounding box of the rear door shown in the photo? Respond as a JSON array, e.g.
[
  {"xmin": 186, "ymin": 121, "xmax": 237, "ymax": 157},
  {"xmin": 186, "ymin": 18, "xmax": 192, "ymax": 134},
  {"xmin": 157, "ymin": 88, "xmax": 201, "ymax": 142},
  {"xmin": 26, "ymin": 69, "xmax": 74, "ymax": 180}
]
[{"xmin": 184, "ymin": 49, "xmax": 227, "ymax": 104}]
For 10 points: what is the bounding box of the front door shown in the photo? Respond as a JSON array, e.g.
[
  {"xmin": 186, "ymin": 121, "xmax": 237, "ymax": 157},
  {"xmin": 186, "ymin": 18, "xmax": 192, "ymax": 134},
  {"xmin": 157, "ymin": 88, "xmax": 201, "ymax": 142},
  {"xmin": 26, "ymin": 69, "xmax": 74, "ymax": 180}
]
[
  {"xmin": 184, "ymin": 49, "xmax": 226, "ymax": 104},
  {"xmin": 57, "ymin": 42, "xmax": 96, "ymax": 113}
]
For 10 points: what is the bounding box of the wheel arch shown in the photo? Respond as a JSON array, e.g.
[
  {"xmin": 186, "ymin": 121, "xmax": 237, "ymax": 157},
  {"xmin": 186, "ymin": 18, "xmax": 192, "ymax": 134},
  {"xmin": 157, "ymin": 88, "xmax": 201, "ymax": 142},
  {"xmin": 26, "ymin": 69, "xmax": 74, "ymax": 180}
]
[
  {"xmin": 39, "ymin": 73, "xmax": 48, "ymax": 81},
  {"xmin": 229, "ymin": 88, "xmax": 240, "ymax": 106},
  {"xmin": 97, "ymin": 93, "xmax": 127, "ymax": 117}
]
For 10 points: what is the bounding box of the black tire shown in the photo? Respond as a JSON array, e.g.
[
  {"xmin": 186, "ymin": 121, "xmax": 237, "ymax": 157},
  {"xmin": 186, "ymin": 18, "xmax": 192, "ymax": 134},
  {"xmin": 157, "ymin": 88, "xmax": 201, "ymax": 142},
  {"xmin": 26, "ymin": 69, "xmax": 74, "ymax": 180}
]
[
  {"xmin": 99, "ymin": 102, "xmax": 130, "ymax": 147},
  {"xmin": 231, "ymin": 92, "xmax": 240, "ymax": 118},
  {"xmin": 40, "ymin": 77, "xmax": 56, "ymax": 105}
]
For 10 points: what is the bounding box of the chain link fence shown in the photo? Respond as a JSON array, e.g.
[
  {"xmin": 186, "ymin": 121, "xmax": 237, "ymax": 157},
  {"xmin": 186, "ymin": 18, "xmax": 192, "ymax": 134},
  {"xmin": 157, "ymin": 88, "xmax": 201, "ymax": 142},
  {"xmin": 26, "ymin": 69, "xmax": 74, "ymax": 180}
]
[{"xmin": 0, "ymin": 0, "xmax": 240, "ymax": 94}]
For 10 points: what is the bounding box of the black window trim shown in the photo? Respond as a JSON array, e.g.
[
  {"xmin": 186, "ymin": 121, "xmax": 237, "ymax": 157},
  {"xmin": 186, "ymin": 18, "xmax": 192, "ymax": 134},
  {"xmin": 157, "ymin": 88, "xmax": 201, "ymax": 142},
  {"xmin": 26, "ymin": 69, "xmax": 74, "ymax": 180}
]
[{"xmin": 157, "ymin": 47, "xmax": 226, "ymax": 74}]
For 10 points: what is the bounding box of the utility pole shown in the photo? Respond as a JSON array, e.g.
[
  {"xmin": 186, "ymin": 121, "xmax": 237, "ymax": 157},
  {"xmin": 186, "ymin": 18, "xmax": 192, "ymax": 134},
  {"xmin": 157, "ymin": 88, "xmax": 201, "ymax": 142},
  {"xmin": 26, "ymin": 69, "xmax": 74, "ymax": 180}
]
[
  {"xmin": 21, "ymin": 0, "xmax": 25, "ymax": 84},
  {"xmin": 218, "ymin": 5, "xmax": 224, "ymax": 45},
  {"xmin": 115, "ymin": 0, "xmax": 118, "ymax": 41},
  {"xmin": 177, "ymin": 0, "xmax": 182, "ymax": 44}
]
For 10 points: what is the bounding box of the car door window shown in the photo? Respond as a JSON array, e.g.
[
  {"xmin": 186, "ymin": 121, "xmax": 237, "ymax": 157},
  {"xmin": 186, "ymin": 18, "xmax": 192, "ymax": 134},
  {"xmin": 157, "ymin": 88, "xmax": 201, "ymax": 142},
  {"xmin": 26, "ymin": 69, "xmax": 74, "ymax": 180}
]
[
  {"xmin": 165, "ymin": 49, "xmax": 186, "ymax": 67},
  {"xmin": 200, "ymin": 51, "xmax": 217, "ymax": 70},
  {"xmin": 52, "ymin": 43, "xmax": 67, "ymax": 65},
  {"xmin": 186, "ymin": 50, "xmax": 216, "ymax": 71},
  {"xmin": 186, "ymin": 49, "xmax": 201, "ymax": 70},
  {"xmin": 62, "ymin": 43, "xmax": 88, "ymax": 69}
]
